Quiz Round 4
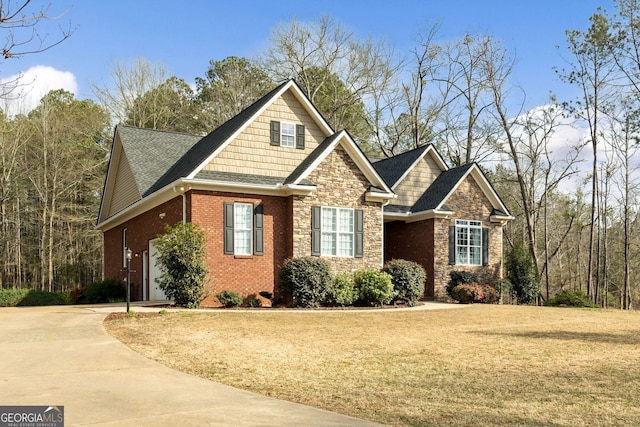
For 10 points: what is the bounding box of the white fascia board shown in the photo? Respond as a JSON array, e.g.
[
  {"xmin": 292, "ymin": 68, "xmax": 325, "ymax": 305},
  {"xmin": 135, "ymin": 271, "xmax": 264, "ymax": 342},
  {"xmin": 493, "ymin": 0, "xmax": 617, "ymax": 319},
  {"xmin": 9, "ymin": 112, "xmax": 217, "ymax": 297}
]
[
  {"xmin": 382, "ymin": 209, "xmax": 453, "ymax": 223},
  {"xmin": 469, "ymin": 167, "xmax": 512, "ymax": 216},
  {"xmin": 188, "ymin": 81, "xmax": 335, "ymax": 181},
  {"xmin": 337, "ymin": 135, "xmax": 394, "ymax": 194},
  {"xmin": 187, "ymin": 81, "xmax": 296, "ymax": 180},
  {"xmin": 405, "ymin": 209, "xmax": 454, "ymax": 223},
  {"xmin": 365, "ymin": 191, "xmax": 396, "ymax": 203},
  {"xmin": 96, "ymin": 177, "xmax": 319, "ymax": 231},
  {"xmin": 290, "ymin": 133, "xmax": 343, "ymax": 185},
  {"xmin": 96, "ymin": 180, "xmax": 185, "ymax": 232},
  {"xmin": 490, "ymin": 213, "xmax": 514, "ymax": 223}
]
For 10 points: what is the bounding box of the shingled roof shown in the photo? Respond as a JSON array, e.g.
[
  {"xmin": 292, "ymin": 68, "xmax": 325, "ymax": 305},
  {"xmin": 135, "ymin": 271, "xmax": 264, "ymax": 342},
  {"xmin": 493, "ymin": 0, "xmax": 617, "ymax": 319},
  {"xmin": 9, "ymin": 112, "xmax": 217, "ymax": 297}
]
[
  {"xmin": 117, "ymin": 126, "xmax": 202, "ymax": 197},
  {"xmin": 372, "ymin": 145, "xmax": 431, "ymax": 188},
  {"xmin": 145, "ymin": 80, "xmax": 290, "ymax": 195},
  {"xmin": 411, "ymin": 163, "xmax": 474, "ymax": 212},
  {"xmin": 284, "ymin": 132, "xmax": 342, "ymax": 185}
]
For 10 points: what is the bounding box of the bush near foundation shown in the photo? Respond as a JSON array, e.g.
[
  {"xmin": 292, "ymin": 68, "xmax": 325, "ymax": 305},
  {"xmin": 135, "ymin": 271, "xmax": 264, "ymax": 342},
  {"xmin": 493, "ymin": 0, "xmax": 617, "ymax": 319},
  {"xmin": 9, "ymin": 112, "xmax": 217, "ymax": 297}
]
[
  {"xmin": 450, "ymin": 283, "xmax": 498, "ymax": 304},
  {"xmin": 155, "ymin": 223, "xmax": 209, "ymax": 308},
  {"xmin": 383, "ymin": 259, "xmax": 426, "ymax": 306},
  {"xmin": 325, "ymin": 273, "xmax": 357, "ymax": 306},
  {"xmin": 279, "ymin": 257, "xmax": 332, "ymax": 307},
  {"xmin": 216, "ymin": 290, "xmax": 242, "ymax": 308},
  {"xmin": 354, "ymin": 269, "xmax": 395, "ymax": 306},
  {"xmin": 446, "ymin": 270, "xmax": 480, "ymax": 299}
]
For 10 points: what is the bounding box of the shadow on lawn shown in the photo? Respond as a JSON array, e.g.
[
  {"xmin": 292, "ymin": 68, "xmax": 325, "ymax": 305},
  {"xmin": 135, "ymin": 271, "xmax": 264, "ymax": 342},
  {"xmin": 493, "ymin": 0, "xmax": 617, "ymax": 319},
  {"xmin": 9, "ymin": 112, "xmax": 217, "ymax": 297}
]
[{"xmin": 477, "ymin": 330, "xmax": 640, "ymax": 345}]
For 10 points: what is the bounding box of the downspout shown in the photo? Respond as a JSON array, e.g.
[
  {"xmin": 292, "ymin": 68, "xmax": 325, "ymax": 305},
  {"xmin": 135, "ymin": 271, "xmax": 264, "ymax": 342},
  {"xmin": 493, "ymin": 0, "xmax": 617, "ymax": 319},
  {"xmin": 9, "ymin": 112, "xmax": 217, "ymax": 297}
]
[
  {"xmin": 182, "ymin": 192, "xmax": 186, "ymax": 224},
  {"xmin": 173, "ymin": 185, "xmax": 187, "ymax": 224}
]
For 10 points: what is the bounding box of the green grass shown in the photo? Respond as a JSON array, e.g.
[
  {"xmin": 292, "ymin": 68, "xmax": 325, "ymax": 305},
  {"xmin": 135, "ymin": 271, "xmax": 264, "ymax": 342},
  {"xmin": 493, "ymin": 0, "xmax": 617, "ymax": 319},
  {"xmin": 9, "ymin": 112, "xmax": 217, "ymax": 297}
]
[{"xmin": 104, "ymin": 305, "xmax": 640, "ymax": 426}]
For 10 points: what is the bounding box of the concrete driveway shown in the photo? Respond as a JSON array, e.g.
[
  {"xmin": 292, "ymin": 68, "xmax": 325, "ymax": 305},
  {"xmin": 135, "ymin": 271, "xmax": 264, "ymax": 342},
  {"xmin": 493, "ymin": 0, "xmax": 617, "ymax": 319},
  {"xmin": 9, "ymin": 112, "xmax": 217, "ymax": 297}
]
[{"xmin": 0, "ymin": 304, "xmax": 382, "ymax": 426}]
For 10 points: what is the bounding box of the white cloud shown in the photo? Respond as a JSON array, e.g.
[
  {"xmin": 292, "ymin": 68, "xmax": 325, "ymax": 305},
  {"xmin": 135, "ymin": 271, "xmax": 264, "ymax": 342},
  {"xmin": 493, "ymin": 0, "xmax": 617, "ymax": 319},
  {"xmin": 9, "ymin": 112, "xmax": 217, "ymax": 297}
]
[{"xmin": 0, "ymin": 65, "xmax": 78, "ymax": 116}]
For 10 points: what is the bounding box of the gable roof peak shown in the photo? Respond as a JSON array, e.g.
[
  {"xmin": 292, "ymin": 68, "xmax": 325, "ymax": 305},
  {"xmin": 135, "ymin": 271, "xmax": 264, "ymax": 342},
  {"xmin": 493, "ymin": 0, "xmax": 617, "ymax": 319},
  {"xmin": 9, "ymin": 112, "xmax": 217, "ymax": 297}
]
[{"xmin": 372, "ymin": 144, "xmax": 449, "ymax": 189}]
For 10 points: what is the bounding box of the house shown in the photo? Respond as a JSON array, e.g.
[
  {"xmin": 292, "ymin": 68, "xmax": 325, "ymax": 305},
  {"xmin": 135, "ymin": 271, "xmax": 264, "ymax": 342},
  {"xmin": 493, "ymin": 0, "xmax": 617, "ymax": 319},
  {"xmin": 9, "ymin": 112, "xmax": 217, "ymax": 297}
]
[
  {"xmin": 372, "ymin": 146, "xmax": 512, "ymax": 300},
  {"xmin": 96, "ymin": 79, "xmax": 512, "ymax": 303}
]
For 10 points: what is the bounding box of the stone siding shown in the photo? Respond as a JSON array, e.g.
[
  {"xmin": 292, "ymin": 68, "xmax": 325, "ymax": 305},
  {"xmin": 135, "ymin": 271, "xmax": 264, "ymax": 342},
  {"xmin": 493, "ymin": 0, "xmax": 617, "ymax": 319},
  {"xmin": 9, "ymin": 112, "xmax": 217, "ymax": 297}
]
[
  {"xmin": 384, "ymin": 174, "xmax": 504, "ymax": 301},
  {"xmin": 292, "ymin": 145, "xmax": 384, "ymax": 272}
]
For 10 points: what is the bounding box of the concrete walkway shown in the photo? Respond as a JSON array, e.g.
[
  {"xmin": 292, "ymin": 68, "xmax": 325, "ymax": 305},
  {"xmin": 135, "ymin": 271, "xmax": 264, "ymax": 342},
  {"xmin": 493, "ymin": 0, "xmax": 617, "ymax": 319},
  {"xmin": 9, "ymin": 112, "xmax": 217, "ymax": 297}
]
[{"xmin": 0, "ymin": 304, "xmax": 385, "ymax": 426}]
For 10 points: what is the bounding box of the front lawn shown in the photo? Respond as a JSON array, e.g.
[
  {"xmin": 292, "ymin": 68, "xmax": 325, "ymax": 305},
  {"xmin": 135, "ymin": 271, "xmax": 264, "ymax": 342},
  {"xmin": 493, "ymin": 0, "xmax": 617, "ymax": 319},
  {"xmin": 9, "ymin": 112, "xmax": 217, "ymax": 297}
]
[{"xmin": 104, "ymin": 305, "xmax": 640, "ymax": 426}]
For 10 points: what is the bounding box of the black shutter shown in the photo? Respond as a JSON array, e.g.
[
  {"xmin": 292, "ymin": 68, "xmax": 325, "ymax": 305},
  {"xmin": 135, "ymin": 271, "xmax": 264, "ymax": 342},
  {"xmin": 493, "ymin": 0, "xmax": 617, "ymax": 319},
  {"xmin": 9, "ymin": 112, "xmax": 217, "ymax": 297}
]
[
  {"xmin": 296, "ymin": 124, "xmax": 305, "ymax": 149},
  {"xmin": 448, "ymin": 226, "xmax": 456, "ymax": 265},
  {"xmin": 482, "ymin": 227, "xmax": 489, "ymax": 266},
  {"xmin": 354, "ymin": 209, "xmax": 364, "ymax": 258},
  {"xmin": 224, "ymin": 202, "xmax": 234, "ymax": 254},
  {"xmin": 311, "ymin": 206, "xmax": 321, "ymax": 256},
  {"xmin": 270, "ymin": 121, "xmax": 280, "ymax": 146},
  {"xmin": 254, "ymin": 204, "xmax": 264, "ymax": 256}
]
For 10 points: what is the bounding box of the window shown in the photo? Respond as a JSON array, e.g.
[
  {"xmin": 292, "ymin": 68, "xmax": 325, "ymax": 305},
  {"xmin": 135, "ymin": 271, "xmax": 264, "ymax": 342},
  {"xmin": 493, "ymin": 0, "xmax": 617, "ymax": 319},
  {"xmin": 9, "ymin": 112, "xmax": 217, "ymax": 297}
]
[
  {"xmin": 311, "ymin": 206, "xmax": 363, "ymax": 258},
  {"xmin": 280, "ymin": 122, "xmax": 295, "ymax": 147},
  {"xmin": 321, "ymin": 207, "xmax": 354, "ymax": 257},
  {"xmin": 234, "ymin": 203, "xmax": 253, "ymax": 255},
  {"xmin": 455, "ymin": 220, "xmax": 482, "ymax": 266},
  {"xmin": 223, "ymin": 202, "xmax": 264, "ymax": 256},
  {"xmin": 270, "ymin": 120, "xmax": 305, "ymax": 149}
]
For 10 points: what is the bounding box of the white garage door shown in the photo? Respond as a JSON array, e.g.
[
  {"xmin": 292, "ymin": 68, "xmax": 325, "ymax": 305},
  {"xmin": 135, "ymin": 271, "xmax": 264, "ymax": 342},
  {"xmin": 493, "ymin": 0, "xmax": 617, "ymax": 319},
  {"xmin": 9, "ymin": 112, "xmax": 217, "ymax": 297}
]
[{"xmin": 148, "ymin": 239, "xmax": 169, "ymax": 301}]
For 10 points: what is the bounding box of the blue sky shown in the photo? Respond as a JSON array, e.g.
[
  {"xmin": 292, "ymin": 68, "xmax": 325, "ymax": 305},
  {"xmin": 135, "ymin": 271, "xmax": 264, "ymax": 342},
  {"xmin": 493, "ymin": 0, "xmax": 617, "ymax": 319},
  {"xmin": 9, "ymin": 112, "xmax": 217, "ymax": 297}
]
[{"xmin": 0, "ymin": 0, "xmax": 614, "ymax": 112}]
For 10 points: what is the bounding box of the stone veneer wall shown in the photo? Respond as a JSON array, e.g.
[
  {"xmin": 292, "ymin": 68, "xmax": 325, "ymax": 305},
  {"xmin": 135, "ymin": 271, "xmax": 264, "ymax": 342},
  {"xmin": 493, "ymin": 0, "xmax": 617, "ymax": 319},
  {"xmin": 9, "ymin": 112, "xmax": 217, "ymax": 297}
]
[
  {"xmin": 432, "ymin": 176, "xmax": 504, "ymax": 300},
  {"xmin": 292, "ymin": 145, "xmax": 384, "ymax": 272}
]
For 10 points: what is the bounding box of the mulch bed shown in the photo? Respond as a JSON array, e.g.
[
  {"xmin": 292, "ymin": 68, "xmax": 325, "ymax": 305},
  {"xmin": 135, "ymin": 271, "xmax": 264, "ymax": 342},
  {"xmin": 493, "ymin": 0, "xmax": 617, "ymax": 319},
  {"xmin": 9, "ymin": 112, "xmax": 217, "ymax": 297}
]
[{"xmin": 103, "ymin": 302, "xmax": 424, "ymax": 321}]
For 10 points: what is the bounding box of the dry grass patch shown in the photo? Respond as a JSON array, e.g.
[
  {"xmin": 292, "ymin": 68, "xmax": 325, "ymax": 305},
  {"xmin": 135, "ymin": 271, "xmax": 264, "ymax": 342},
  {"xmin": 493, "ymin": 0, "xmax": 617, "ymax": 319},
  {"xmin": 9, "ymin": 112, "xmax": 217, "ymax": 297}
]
[{"xmin": 105, "ymin": 305, "xmax": 640, "ymax": 426}]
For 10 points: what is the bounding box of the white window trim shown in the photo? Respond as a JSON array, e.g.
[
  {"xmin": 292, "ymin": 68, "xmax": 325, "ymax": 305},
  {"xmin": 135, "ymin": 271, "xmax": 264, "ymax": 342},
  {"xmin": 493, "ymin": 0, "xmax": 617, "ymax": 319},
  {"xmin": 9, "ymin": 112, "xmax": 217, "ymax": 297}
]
[
  {"xmin": 280, "ymin": 121, "xmax": 296, "ymax": 147},
  {"xmin": 234, "ymin": 202, "xmax": 253, "ymax": 256},
  {"xmin": 122, "ymin": 228, "xmax": 128, "ymax": 268},
  {"xmin": 455, "ymin": 219, "xmax": 482, "ymax": 266},
  {"xmin": 320, "ymin": 206, "xmax": 354, "ymax": 258}
]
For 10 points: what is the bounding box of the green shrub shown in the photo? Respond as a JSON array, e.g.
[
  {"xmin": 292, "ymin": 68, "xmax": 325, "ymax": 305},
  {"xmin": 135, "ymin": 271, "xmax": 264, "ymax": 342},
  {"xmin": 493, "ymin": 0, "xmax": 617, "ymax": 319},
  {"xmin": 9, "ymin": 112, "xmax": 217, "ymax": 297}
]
[
  {"xmin": 383, "ymin": 259, "xmax": 426, "ymax": 306},
  {"xmin": 155, "ymin": 223, "xmax": 209, "ymax": 308},
  {"xmin": 279, "ymin": 257, "xmax": 332, "ymax": 307},
  {"xmin": 216, "ymin": 290, "xmax": 243, "ymax": 308},
  {"xmin": 325, "ymin": 273, "xmax": 357, "ymax": 306},
  {"xmin": 81, "ymin": 279, "xmax": 126, "ymax": 304},
  {"xmin": 446, "ymin": 270, "xmax": 480, "ymax": 298},
  {"xmin": 0, "ymin": 289, "xmax": 30, "ymax": 307},
  {"xmin": 354, "ymin": 269, "xmax": 395, "ymax": 306},
  {"xmin": 16, "ymin": 290, "xmax": 68, "ymax": 306},
  {"xmin": 544, "ymin": 289, "xmax": 598, "ymax": 308},
  {"xmin": 506, "ymin": 243, "xmax": 539, "ymax": 304},
  {"xmin": 246, "ymin": 297, "xmax": 261, "ymax": 308}
]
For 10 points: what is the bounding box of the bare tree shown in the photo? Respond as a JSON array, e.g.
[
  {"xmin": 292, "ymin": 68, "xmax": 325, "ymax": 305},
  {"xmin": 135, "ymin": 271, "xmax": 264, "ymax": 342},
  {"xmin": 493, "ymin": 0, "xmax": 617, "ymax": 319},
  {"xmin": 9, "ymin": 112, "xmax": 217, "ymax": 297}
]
[
  {"xmin": 0, "ymin": 1, "xmax": 74, "ymax": 98},
  {"xmin": 91, "ymin": 57, "xmax": 168, "ymax": 127},
  {"xmin": 434, "ymin": 34, "xmax": 503, "ymax": 166},
  {"xmin": 557, "ymin": 13, "xmax": 617, "ymax": 300},
  {"xmin": 264, "ymin": 15, "xmax": 400, "ymax": 151}
]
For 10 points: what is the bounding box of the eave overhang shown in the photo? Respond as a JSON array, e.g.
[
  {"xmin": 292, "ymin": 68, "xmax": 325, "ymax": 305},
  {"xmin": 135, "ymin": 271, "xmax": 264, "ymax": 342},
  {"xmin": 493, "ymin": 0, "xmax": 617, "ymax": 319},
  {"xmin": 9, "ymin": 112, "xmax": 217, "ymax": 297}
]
[
  {"xmin": 96, "ymin": 178, "xmax": 319, "ymax": 232},
  {"xmin": 383, "ymin": 209, "xmax": 454, "ymax": 223}
]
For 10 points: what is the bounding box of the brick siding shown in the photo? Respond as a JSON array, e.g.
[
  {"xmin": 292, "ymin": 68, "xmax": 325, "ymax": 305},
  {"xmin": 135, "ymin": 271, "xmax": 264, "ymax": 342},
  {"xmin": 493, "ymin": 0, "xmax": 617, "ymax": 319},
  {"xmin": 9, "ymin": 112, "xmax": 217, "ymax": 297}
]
[{"xmin": 385, "ymin": 175, "xmax": 504, "ymax": 301}]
